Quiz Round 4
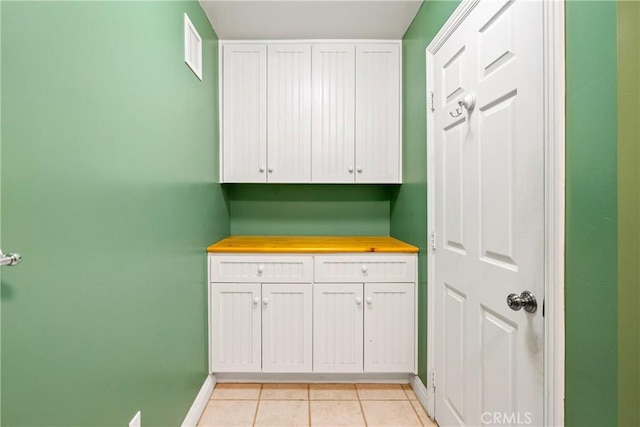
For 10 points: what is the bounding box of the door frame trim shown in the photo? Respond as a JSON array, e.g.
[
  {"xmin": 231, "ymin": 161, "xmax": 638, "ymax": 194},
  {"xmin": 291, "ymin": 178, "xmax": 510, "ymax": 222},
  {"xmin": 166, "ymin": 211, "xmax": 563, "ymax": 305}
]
[{"xmin": 424, "ymin": 1, "xmax": 565, "ymax": 425}]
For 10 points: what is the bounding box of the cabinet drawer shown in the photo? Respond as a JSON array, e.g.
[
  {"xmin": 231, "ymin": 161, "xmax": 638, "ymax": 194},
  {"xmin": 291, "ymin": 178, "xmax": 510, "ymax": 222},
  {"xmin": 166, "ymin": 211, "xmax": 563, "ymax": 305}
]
[
  {"xmin": 210, "ymin": 255, "xmax": 312, "ymax": 283},
  {"xmin": 314, "ymin": 255, "xmax": 416, "ymax": 283}
]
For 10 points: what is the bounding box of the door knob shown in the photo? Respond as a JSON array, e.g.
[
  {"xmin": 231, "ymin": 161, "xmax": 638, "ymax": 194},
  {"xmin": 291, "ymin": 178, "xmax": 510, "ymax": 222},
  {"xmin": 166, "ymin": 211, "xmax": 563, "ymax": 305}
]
[
  {"xmin": 263, "ymin": 297, "xmax": 269, "ymax": 305},
  {"xmin": 0, "ymin": 249, "xmax": 21, "ymax": 267},
  {"xmin": 366, "ymin": 297, "xmax": 373, "ymax": 305},
  {"xmin": 506, "ymin": 291, "xmax": 537, "ymax": 313},
  {"xmin": 253, "ymin": 297, "xmax": 260, "ymax": 305},
  {"xmin": 356, "ymin": 297, "xmax": 362, "ymax": 305}
]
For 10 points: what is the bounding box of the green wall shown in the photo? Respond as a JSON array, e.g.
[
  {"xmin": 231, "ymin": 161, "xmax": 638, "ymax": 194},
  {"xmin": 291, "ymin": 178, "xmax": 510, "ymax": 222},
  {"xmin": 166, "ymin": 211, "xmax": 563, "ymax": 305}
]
[
  {"xmin": 565, "ymin": 2, "xmax": 618, "ymax": 426},
  {"xmin": 617, "ymin": 1, "xmax": 640, "ymax": 425},
  {"xmin": 0, "ymin": 2, "xmax": 228, "ymax": 425},
  {"xmin": 229, "ymin": 185, "xmax": 391, "ymax": 236},
  {"xmin": 392, "ymin": 0, "xmax": 460, "ymax": 383}
]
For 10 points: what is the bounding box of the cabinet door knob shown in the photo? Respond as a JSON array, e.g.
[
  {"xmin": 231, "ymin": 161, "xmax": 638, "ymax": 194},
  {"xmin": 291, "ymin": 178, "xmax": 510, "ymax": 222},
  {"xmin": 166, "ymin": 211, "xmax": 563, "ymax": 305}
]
[
  {"xmin": 357, "ymin": 167, "xmax": 363, "ymax": 173},
  {"xmin": 263, "ymin": 297, "xmax": 269, "ymax": 305},
  {"xmin": 356, "ymin": 297, "xmax": 363, "ymax": 305},
  {"xmin": 348, "ymin": 167, "xmax": 354, "ymax": 173},
  {"xmin": 361, "ymin": 264, "xmax": 368, "ymax": 273},
  {"xmin": 253, "ymin": 297, "xmax": 260, "ymax": 305},
  {"xmin": 259, "ymin": 166, "xmax": 265, "ymax": 173},
  {"xmin": 257, "ymin": 265, "xmax": 265, "ymax": 274},
  {"xmin": 268, "ymin": 168, "xmax": 273, "ymax": 173},
  {"xmin": 366, "ymin": 297, "xmax": 373, "ymax": 305}
]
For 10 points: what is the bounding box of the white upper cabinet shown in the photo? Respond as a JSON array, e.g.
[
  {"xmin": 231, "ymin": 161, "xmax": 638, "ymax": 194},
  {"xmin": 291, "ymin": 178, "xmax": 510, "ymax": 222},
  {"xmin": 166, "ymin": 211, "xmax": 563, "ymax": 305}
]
[
  {"xmin": 267, "ymin": 44, "xmax": 312, "ymax": 183},
  {"xmin": 222, "ymin": 44, "xmax": 267, "ymax": 182},
  {"xmin": 220, "ymin": 41, "xmax": 401, "ymax": 184},
  {"xmin": 355, "ymin": 44, "xmax": 401, "ymax": 183},
  {"xmin": 311, "ymin": 44, "xmax": 356, "ymax": 183}
]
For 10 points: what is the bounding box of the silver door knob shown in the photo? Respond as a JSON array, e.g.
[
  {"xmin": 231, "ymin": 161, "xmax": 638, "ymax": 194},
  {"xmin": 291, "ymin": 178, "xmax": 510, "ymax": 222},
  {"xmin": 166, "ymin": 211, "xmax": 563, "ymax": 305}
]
[
  {"xmin": 0, "ymin": 250, "xmax": 21, "ymax": 267},
  {"xmin": 506, "ymin": 291, "xmax": 537, "ymax": 313}
]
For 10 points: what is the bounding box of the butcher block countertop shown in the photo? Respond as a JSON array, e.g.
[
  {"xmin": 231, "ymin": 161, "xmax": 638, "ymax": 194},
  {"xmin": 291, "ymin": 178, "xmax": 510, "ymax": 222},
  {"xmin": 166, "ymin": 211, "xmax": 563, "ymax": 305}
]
[{"xmin": 207, "ymin": 236, "xmax": 419, "ymax": 253}]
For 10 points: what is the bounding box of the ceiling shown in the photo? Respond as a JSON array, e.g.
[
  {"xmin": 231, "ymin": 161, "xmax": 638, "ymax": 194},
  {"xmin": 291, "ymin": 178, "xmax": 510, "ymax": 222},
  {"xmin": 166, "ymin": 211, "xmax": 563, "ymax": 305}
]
[{"xmin": 199, "ymin": 1, "xmax": 424, "ymax": 40}]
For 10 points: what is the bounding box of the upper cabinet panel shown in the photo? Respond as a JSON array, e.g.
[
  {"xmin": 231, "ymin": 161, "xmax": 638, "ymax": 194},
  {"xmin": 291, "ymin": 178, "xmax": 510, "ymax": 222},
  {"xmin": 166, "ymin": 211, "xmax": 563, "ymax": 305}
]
[
  {"xmin": 222, "ymin": 44, "xmax": 267, "ymax": 182},
  {"xmin": 220, "ymin": 41, "xmax": 402, "ymax": 184},
  {"xmin": 267, "ymin": 44, "xmax": 312, "ymax": 183},
  {"xmin": 355, "ymin": 44, "xmax": 401, "ymax": 183},
  {"xmin": 311, "ymin": 44, "xmax": 356, "ymax": 183}
]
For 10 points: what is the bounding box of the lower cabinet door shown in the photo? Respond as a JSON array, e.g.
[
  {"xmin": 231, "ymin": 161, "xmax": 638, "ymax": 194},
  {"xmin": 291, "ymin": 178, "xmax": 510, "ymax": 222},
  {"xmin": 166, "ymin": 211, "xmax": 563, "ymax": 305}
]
[
  {"xmin": 313, "ymin": 284, "xmax": 364, "ymax": 373},
  {"xmin": 364, "ymin": 283, "xmax": 415, "ymax": 372},
  {"xmin": 262, "ymin": 283, "xmax": 313, "ymax": 372},
  {"xmin": 210, "ymin": 283, "xmax": 262, "ymax": 372}
]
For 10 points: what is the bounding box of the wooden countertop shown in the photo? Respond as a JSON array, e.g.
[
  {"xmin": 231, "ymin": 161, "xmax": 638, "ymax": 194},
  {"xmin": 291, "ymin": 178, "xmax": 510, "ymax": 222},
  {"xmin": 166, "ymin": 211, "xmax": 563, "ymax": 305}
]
[{"xmin": 207, "ymin": 236, "xmax": 419, "ymax": 253}]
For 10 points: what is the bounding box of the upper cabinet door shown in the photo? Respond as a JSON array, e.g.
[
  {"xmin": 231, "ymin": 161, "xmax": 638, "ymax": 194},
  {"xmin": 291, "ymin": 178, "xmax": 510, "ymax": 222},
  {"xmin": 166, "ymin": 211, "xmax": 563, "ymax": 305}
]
[
  {"xmin": 267, "ymin": 44, "xmax": 312, "ymax": 183},
  {"xmin": 222, "ymin": 44, "xmax": 267, "ymax": 183},
  {"xmin": 355, "ymin": 44, "xmax": 401, "ymax": 183},
  {"xmin": 311, "ymin": 44, "xmax": 356, "ymax": 183}
]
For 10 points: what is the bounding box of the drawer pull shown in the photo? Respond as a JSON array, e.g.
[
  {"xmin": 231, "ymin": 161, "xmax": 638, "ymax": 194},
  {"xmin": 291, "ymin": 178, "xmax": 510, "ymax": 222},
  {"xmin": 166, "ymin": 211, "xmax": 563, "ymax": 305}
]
[
  {"xmin": 361, "ymin": 264, "xmax": 368, "ymax": 273},
  {"xmin": 356, "ymin": 297, "xmax": 363, "ymax": 305},
  {"xmin": 257, "ymin": 265, "xmax": 265, "ymax": 274},
  {"xmin": 263, "ymin": 297, "xmax": 269, "ymax": 306},
  {"xmin": 366, "ymin": 297, "xmax": 373, "ymax": 305},
  {"xmin": 253, "ymin": 297, "xmax": 260, "ymax": 305}
]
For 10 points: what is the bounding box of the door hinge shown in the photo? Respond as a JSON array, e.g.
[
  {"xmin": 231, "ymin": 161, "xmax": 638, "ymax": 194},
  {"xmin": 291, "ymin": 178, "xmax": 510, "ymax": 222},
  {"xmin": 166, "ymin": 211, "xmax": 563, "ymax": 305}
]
[
  {"xmin": 431, "ymin": 370, "xmax": 436, "ymax": 390},
  {"xmin": 429, "ymin": 91, "xmax": 435, "ymax": 113},
  {"xmin": 430, "ymin": 231, "xmax": 437, "ymax": 251}
]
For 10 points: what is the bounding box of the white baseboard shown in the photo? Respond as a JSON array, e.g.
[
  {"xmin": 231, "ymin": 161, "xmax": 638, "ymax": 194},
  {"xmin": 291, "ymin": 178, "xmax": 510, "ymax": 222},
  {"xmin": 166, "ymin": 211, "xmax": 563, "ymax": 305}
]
[
  {"xmin": 181, "ymin": 374, "xmax": 216, "ymax": 427},
  {"xmin": 214, "ymin": 373, "xmax": 412, "ymax": 383},
  {"xmin": 409, "ymin": 374, "xmax": 433, "ymax": 419}
]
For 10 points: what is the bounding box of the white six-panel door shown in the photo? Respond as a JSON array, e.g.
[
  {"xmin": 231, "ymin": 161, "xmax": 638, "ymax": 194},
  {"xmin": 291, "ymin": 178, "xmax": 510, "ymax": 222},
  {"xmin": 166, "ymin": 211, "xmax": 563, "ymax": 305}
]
[
  {"xmin": 311, "ymin": 44, "xmax": 356, "ymax": 183},
  {"xmin": 313, "ymin": 284, "xmax": 364, "ymax": 373},
  {"xmin": 222, "ymin": 44, "xmax": 267, "ymax": 182},
  {"xmin": 210, "ymin": 283, "xmax": 261, "ymax": 372},
  {"xmin": 262, "ymin": 283, "xmax": 313, "ymax": 373},
  {"xmin": 267, "ymin": 44, "xmax": 312, "ymax": 183},
  {"xmin": 432, "ymin": 1, "xmax": 544, "ymax": 425},
  {"xmin": 355, "ymin": 44, "xmax": 401, "ymax": 183}
]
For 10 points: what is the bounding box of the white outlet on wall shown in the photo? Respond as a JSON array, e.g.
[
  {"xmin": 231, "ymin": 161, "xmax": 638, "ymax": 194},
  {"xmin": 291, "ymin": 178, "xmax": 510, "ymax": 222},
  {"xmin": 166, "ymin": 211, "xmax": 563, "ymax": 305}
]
[{"xmin": 129, "ymin": 411, "xmax": 141, "ymax": 427}]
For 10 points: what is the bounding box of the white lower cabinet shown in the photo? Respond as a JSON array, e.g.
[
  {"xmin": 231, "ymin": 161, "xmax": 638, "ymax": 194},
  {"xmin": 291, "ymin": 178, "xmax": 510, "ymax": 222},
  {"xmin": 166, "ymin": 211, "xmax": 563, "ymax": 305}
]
[
  {"xmin": 209, "ymin": 253, "xmax": 416, "ymax": 375},
  {"xmin": 313, "ymin": 284, "xmax": 364, "ymax": 373},
  {"xmin": 364, "ymin": 283, "xmax": 415, "ymax": 373},
  {"xmin": 262, "ymin": 284, "xmax": 313, "ymax": 373},
  {"xmin": 210, "ymin": 283, "xmax": 312, "ymax": 373},
  {"xmin": 210, "ymin": 283, "xmax": 262, "ymax": 372}
]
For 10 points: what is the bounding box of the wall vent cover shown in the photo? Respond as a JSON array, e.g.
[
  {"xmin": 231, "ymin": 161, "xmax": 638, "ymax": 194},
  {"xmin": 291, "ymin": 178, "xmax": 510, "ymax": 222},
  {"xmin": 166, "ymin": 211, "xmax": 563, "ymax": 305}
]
[{"xmin": 184, "ymin": 13, "xmax": 202, "ymax": 80}]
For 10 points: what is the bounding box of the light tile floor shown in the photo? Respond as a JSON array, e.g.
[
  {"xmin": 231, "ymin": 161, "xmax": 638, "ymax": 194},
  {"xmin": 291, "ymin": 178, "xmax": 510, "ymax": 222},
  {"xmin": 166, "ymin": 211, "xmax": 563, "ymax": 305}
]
[{"xmin": 198, "ymin": 383, "xmax": 438, "ymax": 427}]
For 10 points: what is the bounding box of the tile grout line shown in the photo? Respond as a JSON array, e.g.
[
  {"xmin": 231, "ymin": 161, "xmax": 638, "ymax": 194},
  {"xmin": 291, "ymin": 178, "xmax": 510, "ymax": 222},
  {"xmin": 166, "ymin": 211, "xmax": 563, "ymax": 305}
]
[
  {"xmin": 356, "ymin": 385, "xmax": 369, "ymax": 427},
  {"xmin": 251, "ymin": 384, "xmax": 263, "ymax": 427},
  {"xmin": 308, "ymin": 384, "xmax": 311, "ymax": 427}
]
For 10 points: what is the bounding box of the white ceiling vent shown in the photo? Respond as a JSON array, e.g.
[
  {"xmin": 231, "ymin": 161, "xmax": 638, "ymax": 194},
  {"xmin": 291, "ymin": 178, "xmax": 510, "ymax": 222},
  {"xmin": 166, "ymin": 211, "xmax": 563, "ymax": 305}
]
[{"xmin": 184, "ymin": 13, "xmax": 203, "ymax": 80}]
